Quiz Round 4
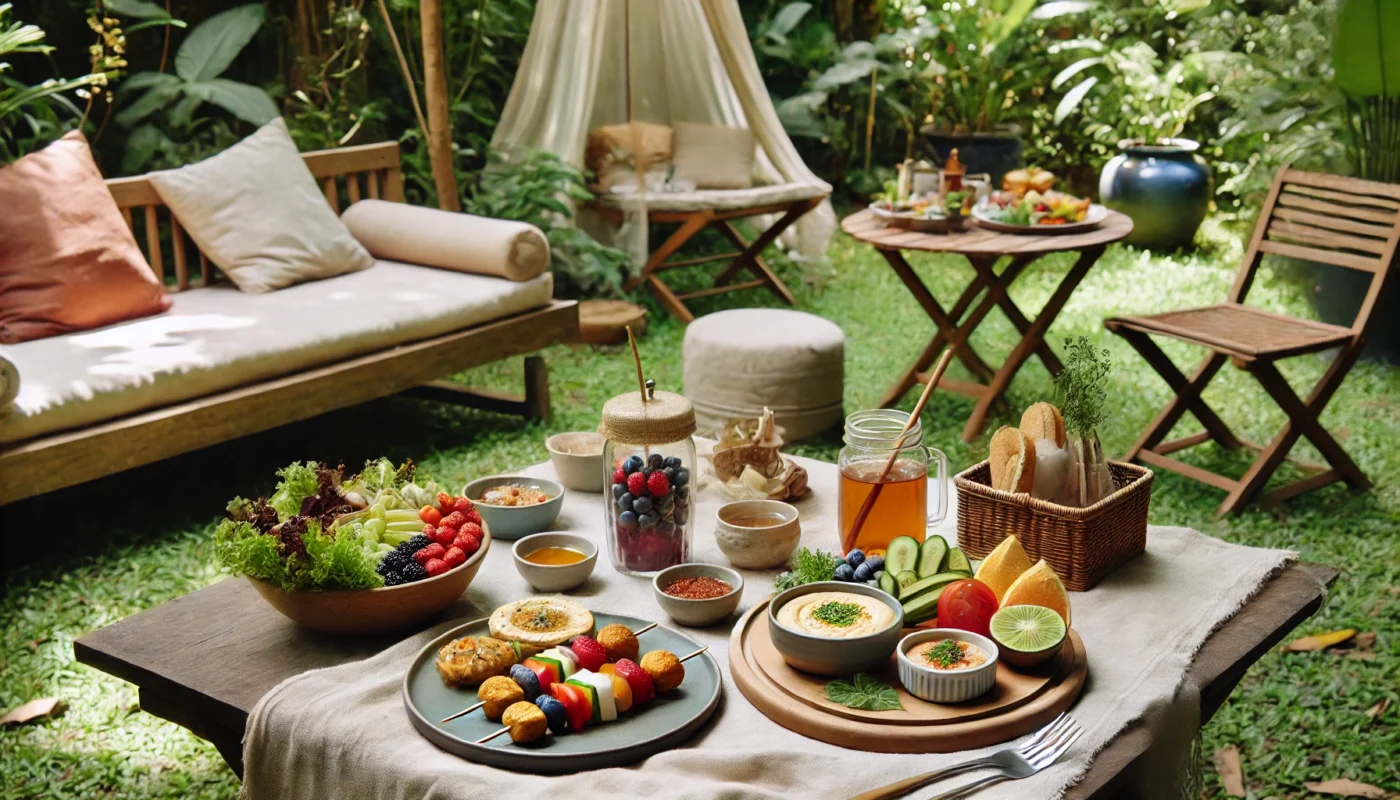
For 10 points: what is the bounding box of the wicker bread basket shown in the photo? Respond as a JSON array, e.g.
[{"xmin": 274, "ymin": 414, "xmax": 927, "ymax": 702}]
[{"xmin": 954, "ymin": 460, "xmax": 1152, "ymax": 591}]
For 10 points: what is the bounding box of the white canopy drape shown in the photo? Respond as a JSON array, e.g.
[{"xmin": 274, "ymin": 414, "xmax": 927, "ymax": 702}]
[{"xmin": 490, "ymin": 0, "xmax": 836, "ymax": 264}]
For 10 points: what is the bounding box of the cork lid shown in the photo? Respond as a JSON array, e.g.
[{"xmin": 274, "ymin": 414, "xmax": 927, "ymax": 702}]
[{"xmin": 599, "ymin": 382, "xmax": 696, "ymax": 446}]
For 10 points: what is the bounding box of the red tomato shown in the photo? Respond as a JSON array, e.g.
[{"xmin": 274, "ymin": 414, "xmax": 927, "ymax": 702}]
[
  {"xmin": 419, "ymin": 505, "xmax": 442, "ymax": 526},
  {"xmin": 550, "ymin": 683, "xmax": 591, "ymax": 732},
  {"xmin": 936, "ymin": 579, "xmax": 999, "ymax": 637}
]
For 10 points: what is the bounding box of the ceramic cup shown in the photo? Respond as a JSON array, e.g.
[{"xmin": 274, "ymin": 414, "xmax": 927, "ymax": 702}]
[
  {"xmin": 652, "ymin": 563, "xmax": 744, "ymax": 627},
  {"xmin": 511, "ymin": 532, "xmax": 597, "ymax": 593},
  {"xmin": 714, "ymin": 499, "xmax": 801, "ymax": 569},
  {"xmin": 461, "ymin": 475, "xmax": 564, "ymax": 540},
  {"xmin": 896, "ymin": 628, "xmax": 1000, "ymax": 703},
  {"xmin": 545, "ymin": 432, "xmax": 606, "ymax": 493}
]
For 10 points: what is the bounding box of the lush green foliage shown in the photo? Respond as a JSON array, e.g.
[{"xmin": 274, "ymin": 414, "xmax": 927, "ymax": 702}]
[{"xmin": 0, "ymin": 4, "xmax": 96, "ymax": 163}]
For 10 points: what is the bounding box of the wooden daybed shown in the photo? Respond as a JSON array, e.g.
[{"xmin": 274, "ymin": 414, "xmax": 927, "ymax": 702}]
[{"xmin": 0, "ymin": 141, "xmax": 578, "ymax": 505}]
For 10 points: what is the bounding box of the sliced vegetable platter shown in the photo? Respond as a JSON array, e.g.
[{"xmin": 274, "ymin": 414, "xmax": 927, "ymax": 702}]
[
  {"xmin": 971, "ymin": 199, "xmax": 1109, "ymax": 235},
  {"xmin": 403, "ymin": 613, "xmax": 722, "ymax": 773}
]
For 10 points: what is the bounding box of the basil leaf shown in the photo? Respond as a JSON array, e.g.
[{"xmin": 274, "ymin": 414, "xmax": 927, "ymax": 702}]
[{"xmin": 824, "ymin": 673, "xmax": 903, "ymax": 711}]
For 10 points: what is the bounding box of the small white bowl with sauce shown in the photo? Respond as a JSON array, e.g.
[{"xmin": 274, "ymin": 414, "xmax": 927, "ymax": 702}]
[
  {"xmin": 897, "ymin": 628, "xmax": 1000, "ymax": 703},
  {"xmin": 714, "ymin": 499, "xmax": 800, "ymax": 569},
  {"xmin": 511, "ymin": 533, "xmax": 597, "ymax": 593}
]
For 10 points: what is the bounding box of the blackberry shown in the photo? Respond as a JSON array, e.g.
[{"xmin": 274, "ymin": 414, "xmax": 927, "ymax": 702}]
[
  {"xmin": 400, "ymin": 562, "xmax": 429, "ymax": 583},
  {"xmin": 378, "ymin": 550, "xmax": 411, "ymax": 575},
  {"xmin": 381, "ymin": 570, "xmax": 407, "ymax": 587},
  {"xmin": 396, "ymin": 534, "xmax": 432, "ymax": 554}
]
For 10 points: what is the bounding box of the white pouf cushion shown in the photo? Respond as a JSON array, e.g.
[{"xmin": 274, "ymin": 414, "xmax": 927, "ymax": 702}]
[{"xmin": 683, "ymin": 308, "xmax": 845, "ymax": 441}]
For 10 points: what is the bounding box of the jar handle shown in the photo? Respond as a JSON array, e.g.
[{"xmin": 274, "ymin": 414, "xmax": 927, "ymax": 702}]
[{"xmin": 924, "ymin": 447, "xmax": 948, "ymax": 527}]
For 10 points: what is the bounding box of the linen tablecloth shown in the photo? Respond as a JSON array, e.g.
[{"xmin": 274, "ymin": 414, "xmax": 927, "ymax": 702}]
[{"xmin": 242, "ymin": 455, "xmax": 1295, "ymax": 799}]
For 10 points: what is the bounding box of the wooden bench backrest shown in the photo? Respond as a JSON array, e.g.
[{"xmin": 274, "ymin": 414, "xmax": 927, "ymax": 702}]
[
  {"xmin": 104, "ymin": 140, "xmax": 406, "ymax": 292},
  {"xmin": 1232, "ymin": 168, "xmax": 1400, "ymax": 334}
]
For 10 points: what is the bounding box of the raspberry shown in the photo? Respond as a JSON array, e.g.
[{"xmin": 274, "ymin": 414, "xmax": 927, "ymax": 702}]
[
  {"xmin": 423, "ymin": 558, "xmax": 449, "ymax": 577},
  {"xmin": 414, "ymin": 543, "xmax": 447, "ymax": 564},
  {"xmin": 442, "ymin": 546, "xmax": 466, "ymax": 568},
  {"xmin": 569, "ymin": 636, "xmax": 608, "ymax": 671},
  {"xmin": 453, "ymin": 531, "xmax": 482, "ymax": 556},
  {"xmin": 441, "ymin": 511, "xmax": 467, "ymax": 529},
  {"xmin": 464, "ymin": 508, "xmax": 482, "ymax": 526},
  {"xmin": 432, "ymin": 526, "xmax": 457, "ymax": 547},
  {"xmin": 461, "ymin": 521, "xmax": 483, "ymax": 538},
  {"xmin": 626, "ymin": 472, "xmax": 646, "ymax": 496},
  {"xmin": 452, "ymin": 496, "xmax": 475, "ymax": 514},
  {"xmin": 647, "ymin": 471, "xmax": 671, "ymax": 496},
  {"xmin": 613, "ymin": 467, "xmax": 627, "ymax": 484}
]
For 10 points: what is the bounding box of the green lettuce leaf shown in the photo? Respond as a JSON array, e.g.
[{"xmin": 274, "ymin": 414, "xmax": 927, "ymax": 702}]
[
  {"xmin": 825, "ymin": 673, "xmax": 903, "ymax": 711},
  {"xmin": 269, "ymin": 461, "xmax": 320, "ymax": 520},
  {"xmin": 213, "ymin": 519, "xmax": 310, "ymax": 591},
  {"xmin": 303, "ymin": 521, "xmax": 383, "ymax": 590}
]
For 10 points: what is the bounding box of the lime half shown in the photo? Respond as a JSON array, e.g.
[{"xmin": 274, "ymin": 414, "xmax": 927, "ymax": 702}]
[{"xmin": 990, "ymin": 604, "xmax": 1066, "ymax": 654}]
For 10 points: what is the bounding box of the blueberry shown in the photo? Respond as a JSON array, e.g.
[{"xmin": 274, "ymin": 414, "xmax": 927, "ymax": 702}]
[
  {"xmin": 648, "ymin": 453, "xmax": 664, "ymax": 469},
  {"xmin": 846, "ymin": 549, "xmax": 866, "ymax": 568},
  {"xmin": 673, "ymin": 468, "xmax": 690, "ymax": 488},
  {"xmin": 535, "ymin": 695, "xmax": 569, "ymax": 733},
  {"xmin": 663, "ymin": 456, "xmax": 682, "ymax": 470},
  {"xmin": 618, "ymin": 510, "xmax": 638, "ymax": 528},
  {"xmin": 616, "ymin": 492, "xmax": 634, "ymax": 512},
  {"xmin": 637, "ymin": 513, "xmax": 657, "ymax": 529},
  {"xmin": 866, "ymin": 555, "xmax": 885, "ymax": 573},
  {"xmin": 622, "ymin": 455, "xmax": 644, "ymax": 474},
  {"xmin": 853, "ymin": 561, "xmax": 875, "ymax": 582},
  {"xmin": 662, "ymin": 466, "xmax": 676, "ymax": 482},
  {"xmin": 632, "ymin": 496, "xmax": 654, "ymax": 515},
  {"xmin": 509, "ymin": 664, "xmax": 542, "ymax": 700},
  {"xmin": 834, "ymin": 563, "xmax": 855, "ymax": 582},
  {"xmin": 611, "ymin": 482, "xmax": 626, "ymax": 499}
]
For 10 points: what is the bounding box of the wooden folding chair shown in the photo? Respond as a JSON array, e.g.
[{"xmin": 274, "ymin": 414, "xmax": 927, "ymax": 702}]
[
  {"xmin": 596, "ymin": 192, "xmax": 826, "ymax": 323},
  {"xmin": 1105, "ymin": 168, "xmax": 1400, "ymax": 516}
]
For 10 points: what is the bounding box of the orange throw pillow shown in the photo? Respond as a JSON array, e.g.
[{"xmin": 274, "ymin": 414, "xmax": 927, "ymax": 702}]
[{"xmin": 0, "ymin": 132, "xmax": 171, "ymax": 344}]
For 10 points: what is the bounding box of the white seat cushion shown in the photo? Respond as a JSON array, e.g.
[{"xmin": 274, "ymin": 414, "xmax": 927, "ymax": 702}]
[
  {"xmin": 0, "ymin": 261, "xmax": 553, "ymax": 445},
  {"xmin": 598, "ymin": 182, "xmax": 826, "ymax": 213}
]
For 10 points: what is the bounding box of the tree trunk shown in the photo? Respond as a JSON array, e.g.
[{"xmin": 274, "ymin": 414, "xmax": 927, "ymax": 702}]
[
  {"xmin": 833, "ymin": 0, "xmax": 855, "ymax": 43},
  {"xmin": 854, "ymin": 0, "xmax": 886, "ymax": 42},
  {"xmin": 419, "ymin": 0, "xmax": 460, "ymax": 211}
]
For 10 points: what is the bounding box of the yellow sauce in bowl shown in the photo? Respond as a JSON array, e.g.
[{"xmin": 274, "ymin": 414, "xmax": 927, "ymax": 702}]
[{"xmin": 522, "ymin": 546, "xmax": 587, "ymax": 566}]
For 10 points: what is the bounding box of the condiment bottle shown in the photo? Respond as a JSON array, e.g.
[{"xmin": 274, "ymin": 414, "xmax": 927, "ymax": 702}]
[
  {"xmin": 942, "ymin": 148, "xmax": 966, "ymax": 192},
  {"xmin": 599, "ymin": 380, "xmax": 697, "ymax": 576}
]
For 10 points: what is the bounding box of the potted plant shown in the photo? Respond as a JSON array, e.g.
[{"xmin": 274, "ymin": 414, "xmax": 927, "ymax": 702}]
[{"xmin": 1052, "ymin": 42, "xmax": 1216, "ymax": 250}]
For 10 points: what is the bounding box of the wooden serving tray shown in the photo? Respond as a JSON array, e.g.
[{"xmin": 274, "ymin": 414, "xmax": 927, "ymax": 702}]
[{"xmin": 729, "ymin": 597, "xmax": 1087, "ymax": 752}]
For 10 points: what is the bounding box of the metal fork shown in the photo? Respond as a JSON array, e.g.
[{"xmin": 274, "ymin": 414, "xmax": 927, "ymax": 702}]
[
  {"xmin": 849, "ymin": 714, "xmax": 1083, "ymax": 800},
  {"xmin": 924, "ymin": 716, "xmax": 1084, "ymax": 799}
]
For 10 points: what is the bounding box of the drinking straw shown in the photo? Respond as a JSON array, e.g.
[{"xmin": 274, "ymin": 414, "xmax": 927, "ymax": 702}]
[
  {"xmin": 626, "ymin": 325, "xmax": 647, "ymax": 400},
  {"xmin": 840, "ymin": 349, "xmax": 954, "ymax": 554}
]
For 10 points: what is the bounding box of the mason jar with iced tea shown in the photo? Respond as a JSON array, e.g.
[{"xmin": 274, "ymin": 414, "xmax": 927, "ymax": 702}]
[{"xmin": 837, "ymin": 409, "xmax": 948, "ymax": 556}]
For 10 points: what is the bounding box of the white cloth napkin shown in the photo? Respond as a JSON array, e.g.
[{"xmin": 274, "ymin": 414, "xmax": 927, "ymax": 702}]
[{"xmin": 242, "ymin": 455, "xmax": 1294, "ymax": 799}]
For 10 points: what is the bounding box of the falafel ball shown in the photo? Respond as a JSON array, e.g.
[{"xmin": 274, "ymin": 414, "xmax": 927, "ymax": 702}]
[
  {"xmin": 639, "ymin": 650, "xmax": 684, "ymax": 692},
  {"xmin": 478, "ymin": 675, "xmax": 525, "ymax": 720},
  {"xmin": 596, "ymin": 623, "xmax": 640, "ymax": 662},
  {"xmin": 502, "ymin": 701, "xmax": 548, "ymax": 744}
]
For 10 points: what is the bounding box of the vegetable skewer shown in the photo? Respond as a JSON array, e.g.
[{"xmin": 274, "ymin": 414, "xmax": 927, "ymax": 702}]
[{"xmin": 474, "ymin": 646, "xmax": 708, "ymax": 745}]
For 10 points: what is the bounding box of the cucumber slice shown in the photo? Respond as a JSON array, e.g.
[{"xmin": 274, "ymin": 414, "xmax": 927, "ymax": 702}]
[
  {"xmin": 918, "ymin": 536, "xmax": 949, "ymax": 578},
  {"xmin": 884, "ymin": 536, "xmax": 921, "ymax": 575},
  {"xmin": 898, "ymin": 571, "xmax": 966, "ymax": 601},
  {"xmin": 878, "ymin": 571, "xmax": 898, "ymax": 596},
  {"xmin": 901, "ymin": 586, "xmax": 948, "ymax": 623},
  {"xmin": 945, "ymin": 547, "xmax": 972, "ymax": 575},
  {"xmin": 893, "ymin": 570, "xmax": 919, "ymax": 593}
]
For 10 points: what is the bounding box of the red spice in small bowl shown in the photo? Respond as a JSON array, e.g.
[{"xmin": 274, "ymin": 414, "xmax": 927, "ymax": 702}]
[{"xmin": 663, "ymin": 576, "xmax": 734, "ymax": 600}]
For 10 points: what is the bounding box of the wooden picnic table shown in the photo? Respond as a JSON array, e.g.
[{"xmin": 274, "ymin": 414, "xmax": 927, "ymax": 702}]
[
  {"xmin": 74, "ymin": 562, "xmax": 1333, "ymax": 796},
  {"xmin": 841, "ymin": 209, "xmax": 1133, "ymax": 442}
]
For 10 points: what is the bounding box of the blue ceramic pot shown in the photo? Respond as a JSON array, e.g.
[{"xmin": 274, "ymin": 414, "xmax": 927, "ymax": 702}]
[{"xmin": 1099, "ymin": 138, "xmax": 1212, "ymax": 251}]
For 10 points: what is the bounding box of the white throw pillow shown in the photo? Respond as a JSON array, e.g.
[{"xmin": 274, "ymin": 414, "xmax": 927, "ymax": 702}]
[
  {"xmin": 149, "ymin": 118, "xmax": 374, "ymax": 293},
  {"xmin": 671, "ymin": 122, "xmax": 755, "ymax": 190}
]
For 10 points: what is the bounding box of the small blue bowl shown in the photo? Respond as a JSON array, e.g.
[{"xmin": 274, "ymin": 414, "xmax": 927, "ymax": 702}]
[{"xmin": 461, "ymin": 475, "xmax": 564, "ymax": 540}]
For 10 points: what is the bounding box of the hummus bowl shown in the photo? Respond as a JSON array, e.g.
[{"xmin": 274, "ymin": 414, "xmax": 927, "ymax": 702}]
[
  {"xmin": 768, "ymin": 582, "xmax": 903, "ymax": 676},
  {"xmin": 897, "ymin": 628, "xmax": 1000, "ymax": 703}
]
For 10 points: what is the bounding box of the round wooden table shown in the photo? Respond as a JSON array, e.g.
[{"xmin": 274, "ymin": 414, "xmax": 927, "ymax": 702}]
[{"xmin": 841, "ymin": 208, "xmax": 1133, "ymax": 442}]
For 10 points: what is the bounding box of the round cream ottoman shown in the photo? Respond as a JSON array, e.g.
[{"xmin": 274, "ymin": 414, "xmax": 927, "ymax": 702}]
[{"xmin": 683, "ymin": 309, "xmax": 845, "ymax": 441}]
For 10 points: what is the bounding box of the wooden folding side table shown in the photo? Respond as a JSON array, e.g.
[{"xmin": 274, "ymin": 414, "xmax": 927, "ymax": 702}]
[{"xmin": 841, "ymin": 209, "xmax": 1133, "ymax": 442}]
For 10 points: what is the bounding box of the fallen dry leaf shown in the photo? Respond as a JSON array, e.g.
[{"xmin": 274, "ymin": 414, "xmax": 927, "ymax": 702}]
[
  {"xmin": 1365, "ymin": 698, "xmax": 1391, "ymax": 719},
  {"xmin": 0, "ymin": 697, "xmax": 66, "ymax": 726},
  {"xmin": 1214, "ymin": 745, "xmax": 1246, "ymax": 797},
  {"xmin": 1303, "ymin": 778, "xmax": 1388, "ymax": 798},
  {"xmin": 1283, "ymin": 629, "xmax": 1356, "ymax": 653},
  {"xmin": 1327, "ymin": 631, "xmax": 1377, "ymax": 661}
]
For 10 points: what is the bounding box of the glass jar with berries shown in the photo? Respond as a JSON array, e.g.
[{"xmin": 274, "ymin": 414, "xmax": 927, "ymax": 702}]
[{"xmin": 598, "ymin": 380, "xmax": 697, "ymax": 576}]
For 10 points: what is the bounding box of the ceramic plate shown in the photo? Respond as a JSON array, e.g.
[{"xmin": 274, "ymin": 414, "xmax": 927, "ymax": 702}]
[
  {"xmin": 971, "ymin": 200, "xmax": 1108, "ymax": 234},
  {"xmin": 403, "ymin": 612, "xmax": 721, "ymax": 773},
  {"xmin": 868, "ymin": 201, "xmax": 946, "ymax": 221}
]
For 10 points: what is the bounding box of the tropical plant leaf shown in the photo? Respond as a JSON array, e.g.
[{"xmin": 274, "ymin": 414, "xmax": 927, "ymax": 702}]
[
  {"xmin": 813, "ymin": 59, "xmax": 878, "ymax": 91},
  {"xmin": 825, "ymin": 673, "xmax": 902, "ymax": 711},
  {"xmin": 114, "ymin": 83, "xmax": 179, "ymax": 126},
  {"xmin": 1031, "ymin": 0, "xmax": 1096, "ymax": 18},
  {"xmin": 174, "ymin": 3, "xmax": 263, "ymax": 82},
  {"xmin": 117, "ymin": 71, "xmax": 180, "ymax": 95},
  {"xmin": 125, "ymin": 18, "xmax": 187, "ymax": 35},
  {"xmin": 184, "ymin": 77, "xmax": 277, "ymax": 125},
  {"xmin": 986, "ymin": 0, "xmax": 1037, "ymax": 46},
  {"xmin": 103, "ymin": 0, "xmax": 174, "ymax": 19},
  {"xmin": 166, "ymin": 92, "xmax": 203, "ymax": 128},
  {"xmin": 1052, "ymin": 57, "xmax": 1104, "ymax": 90},
  {"xmin": 767, "ymin": 2, "xmax": 811, "ymax": 40},
  {"xmin": 1054, "ymin": 75, "xmax": 1098, "ymax": 124}
]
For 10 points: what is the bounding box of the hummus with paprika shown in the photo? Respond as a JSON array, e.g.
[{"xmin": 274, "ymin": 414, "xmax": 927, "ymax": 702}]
[{"xmin": 775, "ymin": 591, "xmax": 897, "ymax": 638}]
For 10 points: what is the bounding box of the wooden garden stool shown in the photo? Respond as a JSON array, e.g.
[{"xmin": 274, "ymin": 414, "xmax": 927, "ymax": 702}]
[
  {"xmin": 1105, "ymin": 168, "xmax": 1400, "ymax": 516},
  {"xmin": 841, "ymin": 208, "xmax": 1133, "ymax": 442},
  {"xmin": 595, "ymin": 189, "xmax": 826, "ymax": 323}
]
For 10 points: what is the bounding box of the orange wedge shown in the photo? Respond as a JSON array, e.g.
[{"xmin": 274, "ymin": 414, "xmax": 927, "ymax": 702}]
[
  {"xmin": 1000, "ymin": 559, "xmax": 1071, "ymax": 626},
  {"xmin": 973, "ymin": 535, "xmax": 1034, "ymax": 603}
]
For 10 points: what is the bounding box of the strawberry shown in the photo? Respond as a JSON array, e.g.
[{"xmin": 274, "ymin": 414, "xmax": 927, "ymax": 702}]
[
  {"xmin": 451, "ymin": 496, "xmax": 475, "ymax": 515},
  {"xmin": 442, "ymin": 546, "xmax": 466, "ymax": 569},
  {"xmin": 423, "ymin": 524, "xmax": 437, "ymax": 536},
  {"xmin": 464, "ymin": 508, "xmax": 482, "ymax": 526},
  {"xmin": 432, "ymin": 526, "xmax": 457, "ymax": 547},
  {"xmin": 569, "ymin": 636, "xmax": 608, "ymax": 672},
  {"xmin": 453, "ymin": 531, "xmax": 482, "ymax": 555},
  {"xmin": 441, "ymin": 511, "xmax": 467, "ymax": 529},
  {"xmin": 414, "ymin": 543, "xmax": 447, "ymax": 564},
  {"xmin": 613, "ymin": 467, "xmax": 627, "ymax": 484},
  {"xmin": 460, "ymin": 521, "xmax": 483, "ymax": 538},
  {"xmin": 423, "ymin": 558, "xmax": 449, "ymax": 577},
  {"xmin": 436, "ymin": 491, "xmax": 455, "ymax": 510},
  {"xmin": 613, "ymin": 658, "xmax": 654, "ymax": 705},
  {"xmin": 626, "ymin": 472, "xmax": 646, "ymax": 497},
  {"xmin": 647, "ymin": 471, "xmax": 671, "ymax": 497}
]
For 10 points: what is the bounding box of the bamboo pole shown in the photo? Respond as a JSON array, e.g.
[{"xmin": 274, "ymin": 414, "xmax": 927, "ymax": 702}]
[{"xmin": 419, "ymin": 0, "xmax": 460, "ymax": 211}]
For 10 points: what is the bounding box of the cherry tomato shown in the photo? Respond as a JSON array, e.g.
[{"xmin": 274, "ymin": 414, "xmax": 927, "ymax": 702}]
[
  {"xmin": 936, "ymin": 579, "xmax": 999, "ymax": 637},
  {"xmin": 419, "ymin": 505, "xmax": 442, "ymax": 526}
]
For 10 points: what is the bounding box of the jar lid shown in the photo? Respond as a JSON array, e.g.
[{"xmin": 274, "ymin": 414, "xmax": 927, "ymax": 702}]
[{"xmin": 599, "ymin": 386, "xmax": 696, "ymax": 446}]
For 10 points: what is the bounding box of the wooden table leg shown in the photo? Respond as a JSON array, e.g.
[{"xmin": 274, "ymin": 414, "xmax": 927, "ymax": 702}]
[
  {"xmin": 967, "ymin": 254, "xmax": 1065, "ymax": 376},
  {"xmin": 959, "ymin": 246, "xmax": 1104, "ymax": 443}
]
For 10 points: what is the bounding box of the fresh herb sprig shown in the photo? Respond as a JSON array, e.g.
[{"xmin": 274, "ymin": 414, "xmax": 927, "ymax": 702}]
[
  {"xmin": 825, "ymin": 673, "xmax": 903, "ymax": 711},
  {"xmin": 812, "ymin": 601, "xmax": 864, "ymax": 627},
  {"xmin": 774, "ymin": 547, "xmax": 845, "ymax": 592},
  {"xmin": 1056, "ymin": 336, "xmax": 1112, "ymax": 436},
  {"xmin": 926, "ymin": 639, "xmax": 965, "ymax": 669}
]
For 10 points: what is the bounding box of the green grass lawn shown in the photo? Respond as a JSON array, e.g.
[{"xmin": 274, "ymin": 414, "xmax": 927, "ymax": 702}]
[{"xmin": 1, "ymin": 219, "xmax": 1396, "ymax": 798}]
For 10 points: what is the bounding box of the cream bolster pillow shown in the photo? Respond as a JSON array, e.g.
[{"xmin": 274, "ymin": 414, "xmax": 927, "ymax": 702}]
[{"xmin": 341, "ymin": 199, "xmax": 549, "ymax": 282}]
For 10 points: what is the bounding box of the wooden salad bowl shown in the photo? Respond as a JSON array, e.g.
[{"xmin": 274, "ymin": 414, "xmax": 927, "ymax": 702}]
[{"xmin": 247, "ymin": 526, "xmax": 492, "ymax": 636}]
